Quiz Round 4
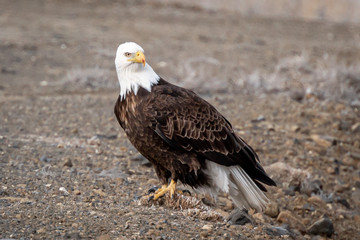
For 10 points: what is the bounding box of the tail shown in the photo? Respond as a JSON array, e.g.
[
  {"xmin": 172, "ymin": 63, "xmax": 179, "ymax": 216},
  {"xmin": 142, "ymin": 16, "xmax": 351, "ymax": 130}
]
[{"xmin": 202, "ymin": 161, "xmax": 271, "ymax": 212}]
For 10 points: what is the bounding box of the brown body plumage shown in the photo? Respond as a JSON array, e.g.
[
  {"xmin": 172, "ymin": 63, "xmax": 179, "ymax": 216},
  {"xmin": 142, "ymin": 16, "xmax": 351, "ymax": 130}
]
[{"xmin": 115, "ymin": 78, "xmax": 275, "ymax": 191}]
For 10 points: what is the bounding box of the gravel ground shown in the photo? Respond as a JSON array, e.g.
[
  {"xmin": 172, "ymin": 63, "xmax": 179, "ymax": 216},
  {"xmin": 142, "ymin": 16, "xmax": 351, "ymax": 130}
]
[{"xmin": 1, "ymin": 1, "xmax": 360, "ymax": 239}]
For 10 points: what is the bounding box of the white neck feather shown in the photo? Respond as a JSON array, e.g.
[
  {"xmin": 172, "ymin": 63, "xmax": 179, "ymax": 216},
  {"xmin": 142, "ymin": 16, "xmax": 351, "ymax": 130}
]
[{"xmin": 116, "ymin": 63, "xmax": 160, "ymax": 100}]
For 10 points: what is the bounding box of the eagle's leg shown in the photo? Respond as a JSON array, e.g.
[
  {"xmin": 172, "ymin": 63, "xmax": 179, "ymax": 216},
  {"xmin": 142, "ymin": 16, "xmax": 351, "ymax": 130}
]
[{"xmin": 152, "ymin": 179, "xmax": 177, "ymax": 200}]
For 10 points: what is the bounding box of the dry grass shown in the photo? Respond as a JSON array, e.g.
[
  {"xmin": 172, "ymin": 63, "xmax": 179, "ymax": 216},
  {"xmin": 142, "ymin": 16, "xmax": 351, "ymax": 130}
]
[
  {"xmin": 139, "ymin": 194, "xmax": 225, "ymax": 221},
  {"xmin": 236, "ymin": 52, "xmax": 360, "ymax": 102}
]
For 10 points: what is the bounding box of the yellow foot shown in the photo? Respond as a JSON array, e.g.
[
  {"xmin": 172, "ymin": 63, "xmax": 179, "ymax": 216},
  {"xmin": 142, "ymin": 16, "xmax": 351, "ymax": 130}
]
[
  {"xmin": 152, "ymin": 179, "xmax": 177, "ymax": 200},
  {"xmin": 177, "ymin": 189, "xmax": 191, "ymax": 196}
]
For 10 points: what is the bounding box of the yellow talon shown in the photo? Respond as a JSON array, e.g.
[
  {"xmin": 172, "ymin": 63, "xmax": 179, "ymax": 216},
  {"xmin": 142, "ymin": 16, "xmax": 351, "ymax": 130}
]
[
  {"xmin": 154, "ymin": 184, "xmax": 168, "ymax": 194},
  {"xmin": 153, "ymin": 179, "xmax": 177, "ymax": 200}
]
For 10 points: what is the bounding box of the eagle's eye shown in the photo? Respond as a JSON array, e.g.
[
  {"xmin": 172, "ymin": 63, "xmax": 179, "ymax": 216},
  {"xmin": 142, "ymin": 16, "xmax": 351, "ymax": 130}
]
[{"xmin": 124, "ymin": 52, "xmax": 132, "ymax": 57}]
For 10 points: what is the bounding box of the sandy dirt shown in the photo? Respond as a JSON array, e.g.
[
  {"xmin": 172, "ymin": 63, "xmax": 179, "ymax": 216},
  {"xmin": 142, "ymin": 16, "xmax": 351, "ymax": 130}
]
[{"xmin": 1, "ymin": 0, "xmax": 360, "ymax": 239}]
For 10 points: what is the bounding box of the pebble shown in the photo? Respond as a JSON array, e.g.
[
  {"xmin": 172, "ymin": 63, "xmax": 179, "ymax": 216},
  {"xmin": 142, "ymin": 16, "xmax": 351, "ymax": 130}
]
[
  {"xmin": 265, "ymin": 226, "xmax": 294, "ymax": 237},
  {"xmin": 307, "ymin": 195, "xmax": 326, "ymax": 208},
  {"xmin": 93, "ymin": 189, "xmax": 107, "ymax": 197},
  {"xmin": 37, "ymin": 227, "xmax": 46, "ymax": 234},
  {"xmin": 201, "ymin": 224, "xmax": 213, "ymax": 231},
  {"xmin": 73, "ymin": 189, "xmax": 81, "ymax": 195},
  {"xmin": 88, "ymin": 136, "xmax": 101, "ymax": 146},
  {"xmin": 310, "ymin": 134, "xmax": 334, "ymax": 148},
  {"xmin": 63, "ymin": 158, "xmax": 73, "ymax": 167},
  {"xmin": 300, "ymin": 179, "xmax": 322, "ymax": 196},
  {"xmin": 251, "ymin": 115, "xmax": 266, "ymax": 122},
  {"xmin": 334, "ymin": 183, "xmax": 350, "ymax": 193},
  {"xmin": 264, "ymin": 202, "xmax": 279, "ymax": 218},
  {"xmin": 307, "ymin": 215, "xmax": 334, "ymax": 237},
  {"xmin": 277, "ymin": 210, "xmax": 306, "ymax": 233},
  {"xmin": 334, "ymin": 197, "xmax": 350, "ymax": 209},
  {"xmin": 59, "ymin": 187, "xmax": 69, "ymax": 196},
  {"xmin": 342, "ymin": 156, "xmax": 356, "ymax": 167},
  {"xmin": 252, "ymin": 213, "xmax": 265, "ymax": 222},
  {"xmin": 290, "ymin": 124, "xmax": 301, "ymax": 132},
  {"xmin": 40, "ymin": 155, "xmax": 52, "ymax": 163},
  {"xmin": 227, "ymin": 209, "xmax": 252, "ymax": 225},
  {"xmin": 351, "ymin": 122, "xmax": 360, "ymax": 132}
]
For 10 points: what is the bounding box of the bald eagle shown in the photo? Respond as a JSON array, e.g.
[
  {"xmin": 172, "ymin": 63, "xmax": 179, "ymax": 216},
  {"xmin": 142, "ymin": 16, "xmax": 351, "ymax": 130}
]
[{"xmin": 114, "ymin": 42, "xmax": 276, "ymax": 212}]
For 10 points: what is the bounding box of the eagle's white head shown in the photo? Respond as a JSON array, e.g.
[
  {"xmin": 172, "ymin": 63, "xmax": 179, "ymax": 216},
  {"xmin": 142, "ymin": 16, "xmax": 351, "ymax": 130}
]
[{"xmin": 115, "ymin": 42, "xmax": 160, "ymax": 99}]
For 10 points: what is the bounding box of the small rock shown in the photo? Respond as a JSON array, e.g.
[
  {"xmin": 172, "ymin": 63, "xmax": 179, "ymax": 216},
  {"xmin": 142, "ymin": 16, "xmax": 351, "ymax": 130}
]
[
  {"xmin": 334, "ymin": 183, "xmax": 350, "ymax": 193},
  {"xmin": 59, "ymin": 187, "xmax": 69, "ymax": 196},
  {"xmin": 93, "ymin": 189, "xmax": 107, "ymax": 197},
  {"xmin": 88, "ymin": 136, "xmax": 101, "ymax": 146},
  {"xmin": 265, "ymin": 226, "xmax": 294, "ymax": 237},
  {"xmin": 227, "ymin": 208, "xmax": 253, "ymax": 225},
  {"xmin": 252, "ymin": 212, "xmax": 265, "ymax": 222},
  {"xmin": 310, "ymin": 134, "xmax": 334, "ymax": 148},
  {"xmin": 342, "ymin": 156, "xmax": 356, "ymax": 167},
  {"xmin": 201, "ymin": 224, "xmax": 213, "ymax": 231},
  {"xmin": 37, "ymin": 227, "xmax": 46, "ymax": 234},
  {"xmin": 334, "ymin": 197, "xmax": 350, "ymax": 209},
  {"xmin": 308, "ymin": 195, "xmax": 326, "ymax": 208},
  {"xmin": 251, "ymin": 115, "xmax": 265, "ymax": 122},
  {"xmin": 290, "ymin": 124, "xmax": 301, "ymax": 132},
  {"xmin": 73, "ymin": 189, "xmax": 81, "ymax": 195},
  {"xmin": 351, "ymin": 122, "xmax": 360, "ymax": 132},
  {"xmin": 265, "ymin": 202, "xmax": 279, "ymax": 218},
  {"xmin": 289, "ymin": 90, "xmax": 305, "ymax": 102},
  {"xmin": 300, "ymin": 179, "xmax": 322, "ymax": 196},
  {"xmin": 307, "ymin": 215, "xmax": 334, "ymax": 237},
  {"xmin": 124, "ymin": 221, "xmax": 130, "ymax": 229},
  {"xmin": 63, "ymin": 158, "xmax": 73, "ymax": 167},
  {"xmin": 40, "ymin": 155, "xmax": 52, "ymax": 163},
  {"xmin": 277, "ymin": 210, "xmax": 306, "ymax": 233},
  {"xmin": 1, "ymin": 67, "xmax": 16, "ymax": 74},
  {"xmin": 326, "ymin": 166, "xmax": 336, "ymax": 174}
]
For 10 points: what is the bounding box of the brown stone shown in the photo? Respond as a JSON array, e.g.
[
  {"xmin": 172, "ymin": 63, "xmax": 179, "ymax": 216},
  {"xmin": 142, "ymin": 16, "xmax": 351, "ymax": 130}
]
[
  {"xmin": 265, "ymin": 202, "xmax": 279, "ymax": 218},
  {"xmin": 308, "ymin": 195, "xmax": 326, "ymax": 207},
  {"xmin": 277, "ymin": 210, "xmax": 306, "ymax": 233},
  {"xmin": 93, "ymin": 189, "xmax": 107, "ymax": 197},
  {"xmin": 73, "ymin": 189, "xmax": 81, "ymax": 195},
  {"xmin": 310, "ymin": 134, "xmax": 333, "ymax": 148},
  {"xmin": 252, "ymin": 213, "xmax": 265, "ymax": 222}
]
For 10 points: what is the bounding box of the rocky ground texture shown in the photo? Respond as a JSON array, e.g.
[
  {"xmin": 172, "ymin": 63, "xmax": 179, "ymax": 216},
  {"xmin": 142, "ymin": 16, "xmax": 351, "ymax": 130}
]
[{"xmin": 1, "ymin": 0, "xmax": 360, "ymax": 239}]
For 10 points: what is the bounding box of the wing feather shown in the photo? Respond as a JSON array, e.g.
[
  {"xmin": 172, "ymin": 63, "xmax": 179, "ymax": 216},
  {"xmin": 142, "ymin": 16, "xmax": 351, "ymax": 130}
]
[{"xmin": 144, "ymin": 83, "xmax": 276, "ymax": 187}]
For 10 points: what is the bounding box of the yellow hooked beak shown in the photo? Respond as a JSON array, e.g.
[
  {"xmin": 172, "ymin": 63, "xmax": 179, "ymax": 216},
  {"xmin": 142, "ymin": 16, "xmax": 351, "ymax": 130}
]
[{"xmin": 128, "ymin": 51, "xmax": 146, "ymax": 67}]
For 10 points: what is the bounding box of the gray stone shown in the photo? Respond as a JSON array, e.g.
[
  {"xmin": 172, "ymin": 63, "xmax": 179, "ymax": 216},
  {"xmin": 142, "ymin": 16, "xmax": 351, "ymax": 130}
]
[
  {"xmin": 227, "ymin": 209, "xmax": 252, "ymax": 225},
  {"xmin": 307, "ymin": 215, "xmax": 334, "ymax": 237},
  {"xmin": 265, "ymin": 226, "xmax": 295, "ymax": 237}
]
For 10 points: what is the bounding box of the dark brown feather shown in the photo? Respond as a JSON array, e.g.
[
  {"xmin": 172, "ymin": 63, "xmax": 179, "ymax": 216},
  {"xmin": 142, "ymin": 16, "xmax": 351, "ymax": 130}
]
[{"xmin": 114, "ymin": 78, "xmax": 276, "ymax": 190}]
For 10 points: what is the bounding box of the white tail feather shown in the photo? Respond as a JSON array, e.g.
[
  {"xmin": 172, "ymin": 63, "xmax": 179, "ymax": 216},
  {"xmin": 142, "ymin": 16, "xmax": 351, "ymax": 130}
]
[{"xmin": 201, "ymin": 161, "xmax": 269, "ymax": 212}]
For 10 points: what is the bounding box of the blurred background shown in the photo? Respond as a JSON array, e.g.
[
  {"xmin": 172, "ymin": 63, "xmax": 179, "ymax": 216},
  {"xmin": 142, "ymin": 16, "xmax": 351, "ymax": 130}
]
[
  {"xmin": 1, "ymin": 0, "xmax": 359, "ymax": 102},
  {"xmin": 1, "ymin": 0, "xmax": 359, "ymax": 239}
]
